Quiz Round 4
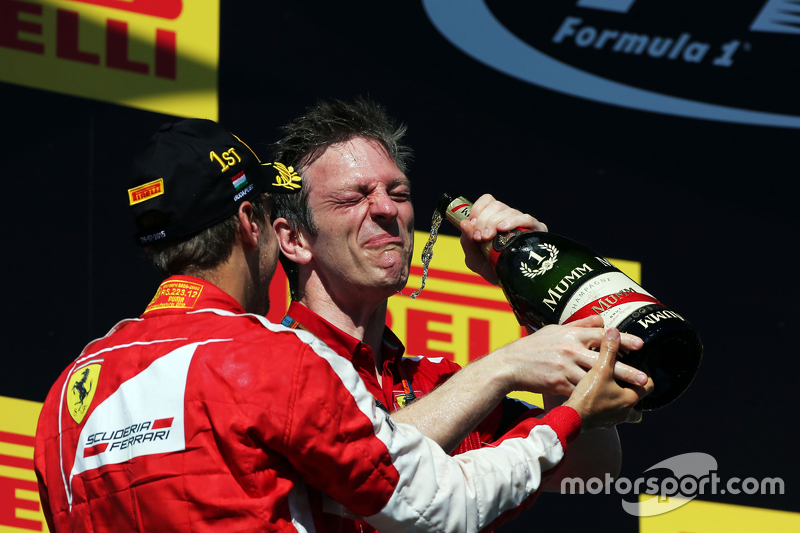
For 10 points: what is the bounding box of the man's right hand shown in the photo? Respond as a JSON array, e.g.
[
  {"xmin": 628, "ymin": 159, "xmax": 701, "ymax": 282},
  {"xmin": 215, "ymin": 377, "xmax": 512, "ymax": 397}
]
[
  {"xmin": 563, "ymin": 328, "xmax": 654, "ymax": 431},
  {"xmin": 493, "ymin": 314, "xmax": 649, "ymax": 397},
  {"xmin": 391, "ymin": 316, "xmax": 651, "ymax": 453}
]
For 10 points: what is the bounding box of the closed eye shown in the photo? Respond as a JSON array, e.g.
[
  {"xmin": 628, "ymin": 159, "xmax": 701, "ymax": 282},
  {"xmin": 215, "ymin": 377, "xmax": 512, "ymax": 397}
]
[{"xmin": 391, "ymin": 191, "xmax": 411, "ymax": 202}]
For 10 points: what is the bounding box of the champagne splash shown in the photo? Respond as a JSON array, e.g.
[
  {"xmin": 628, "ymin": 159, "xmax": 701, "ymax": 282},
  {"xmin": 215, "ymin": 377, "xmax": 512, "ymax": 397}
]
[{"xmin": 402, "ymin": 208, "xmax": 444, "ymax": 299}]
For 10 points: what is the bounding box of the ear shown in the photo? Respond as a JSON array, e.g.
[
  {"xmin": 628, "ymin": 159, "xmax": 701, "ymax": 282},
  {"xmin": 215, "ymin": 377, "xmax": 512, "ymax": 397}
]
[
  {"xmin": 273, "ymin": 217, "xmax": 312, "ymax": 265},
  {"xmin": 237, "ymin": 201, "xmax": 260, "ymax": 250}
]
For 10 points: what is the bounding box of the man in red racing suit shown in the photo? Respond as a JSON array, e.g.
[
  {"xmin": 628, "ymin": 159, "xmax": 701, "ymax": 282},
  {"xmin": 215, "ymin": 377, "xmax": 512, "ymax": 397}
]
[
  {"xmin": 36, "ymin": 275, "xmax": 589, "ymax": 533},
  {"xmin": 34, "ymin": 118, "xmax": 652, "ymax": 533}
]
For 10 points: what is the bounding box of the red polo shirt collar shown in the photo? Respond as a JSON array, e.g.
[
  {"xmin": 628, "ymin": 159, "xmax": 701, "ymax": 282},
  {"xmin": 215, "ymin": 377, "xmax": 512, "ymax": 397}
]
[{"xmin": 281, "ymin": 301, "xmax": 406, "ymax": 408}]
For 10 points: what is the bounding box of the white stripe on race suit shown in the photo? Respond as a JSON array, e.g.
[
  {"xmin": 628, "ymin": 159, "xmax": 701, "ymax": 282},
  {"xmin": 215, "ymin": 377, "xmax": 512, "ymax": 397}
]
[
  {"xmin": 366, "ymin": 424, "xmax": 563, "ymax": 533},
  {"xmin": 241, "ymin": 312, "xmax": 566, "ymax": 533},
  {"xmin": 67, "ymin": 339, "xmax": 229, "ymax": 505}
]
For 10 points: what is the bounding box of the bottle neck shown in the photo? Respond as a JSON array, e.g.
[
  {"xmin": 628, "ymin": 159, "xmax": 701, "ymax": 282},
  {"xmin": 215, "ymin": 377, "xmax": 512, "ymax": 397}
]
[{"xmin": 439, "ymin": 194, "xmax": 499, "ymax": 265}]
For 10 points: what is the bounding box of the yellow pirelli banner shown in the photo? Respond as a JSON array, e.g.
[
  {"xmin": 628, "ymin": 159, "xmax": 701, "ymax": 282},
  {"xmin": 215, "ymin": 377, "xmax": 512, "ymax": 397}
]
[
  {"xmin": 0, "ymin": 0, "xmax": 219, "ymax": 119},
  {"xmin": 0, "ymin": 396, "xmax": 46, "ymax": 532}
]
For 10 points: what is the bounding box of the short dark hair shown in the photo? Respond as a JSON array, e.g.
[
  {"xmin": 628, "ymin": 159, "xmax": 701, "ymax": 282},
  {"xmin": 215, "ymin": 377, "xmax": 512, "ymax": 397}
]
[
  {"xmin": 147, "ymin": 192, "xmax": 271, "ymax": 277},
  {"xmin": 270, "ymin": 98, "xmax": 412, "ymax": 299},
  {"xmin": 273, "ymin": 97, "xmax": 411, "ymax": 174}
]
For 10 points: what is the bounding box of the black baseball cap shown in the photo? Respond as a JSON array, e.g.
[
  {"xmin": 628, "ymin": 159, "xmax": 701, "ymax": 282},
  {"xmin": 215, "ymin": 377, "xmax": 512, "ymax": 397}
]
[{"xmin": 128, "ymin": 118, "xmax": 302, "ymax": 247}]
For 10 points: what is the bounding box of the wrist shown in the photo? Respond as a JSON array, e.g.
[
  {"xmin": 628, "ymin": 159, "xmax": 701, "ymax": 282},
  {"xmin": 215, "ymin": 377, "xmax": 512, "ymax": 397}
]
[
  {"xmin": 543, "ymin": 394, "xmax": 568, "ymax": 411},
  {"xmin": 462, "ymin": 350, "xmax": 518, "ymax": 405},
  {"xmin": 483, "ymin": 345, "xmax": 523, "ymax": 395}
]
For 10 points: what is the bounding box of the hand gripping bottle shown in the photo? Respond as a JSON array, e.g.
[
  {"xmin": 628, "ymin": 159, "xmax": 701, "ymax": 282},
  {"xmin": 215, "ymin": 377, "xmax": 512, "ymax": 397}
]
[{"xmin": 438, "ymin": 193, "xmax": 702, "ymax": 410}]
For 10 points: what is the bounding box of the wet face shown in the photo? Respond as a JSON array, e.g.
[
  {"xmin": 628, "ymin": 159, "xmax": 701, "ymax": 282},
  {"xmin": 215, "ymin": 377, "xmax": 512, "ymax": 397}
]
[{"xmin": 301, "ymin": 137, "xmax": 414, "ymax": 304}]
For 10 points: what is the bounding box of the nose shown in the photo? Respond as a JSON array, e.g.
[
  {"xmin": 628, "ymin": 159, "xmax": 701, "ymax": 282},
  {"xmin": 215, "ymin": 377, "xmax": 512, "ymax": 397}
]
[{"xmin": 369, "ymin": 190, "xmax": 399, "ymax": 221}]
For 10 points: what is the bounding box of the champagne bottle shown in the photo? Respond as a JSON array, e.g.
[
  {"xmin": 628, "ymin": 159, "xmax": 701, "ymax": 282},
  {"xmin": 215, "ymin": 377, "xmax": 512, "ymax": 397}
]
[{"xmin": 438, "ymin": 193, "xmax": 702, "ymax": 410}]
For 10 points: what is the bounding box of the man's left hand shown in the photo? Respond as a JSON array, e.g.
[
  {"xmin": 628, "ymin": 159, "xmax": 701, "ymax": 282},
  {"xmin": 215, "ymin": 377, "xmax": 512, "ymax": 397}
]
[{"xmin": 458, "ymin": 194, "xmax": 547, "ymax": 285}]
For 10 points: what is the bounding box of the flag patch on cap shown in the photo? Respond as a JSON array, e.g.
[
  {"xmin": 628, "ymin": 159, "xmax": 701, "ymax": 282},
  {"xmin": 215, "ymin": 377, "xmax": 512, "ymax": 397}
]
[
  {"xmin": 231, "ymin": 171, "xmax": 248, "ymax": 191},
  {"xmin": 128, "ymin": 179, "xmax": 165, "ymax": 206}
]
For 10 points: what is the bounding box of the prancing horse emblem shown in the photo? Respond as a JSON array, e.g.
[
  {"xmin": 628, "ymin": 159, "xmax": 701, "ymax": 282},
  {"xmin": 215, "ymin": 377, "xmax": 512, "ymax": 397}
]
[
  {"xmin": 67, "ymin": 363, "xmax": 102, "ymax": 424},
  {"xmin": 73, "ymin": 368, "xmax": 92, "ymax": 406}
]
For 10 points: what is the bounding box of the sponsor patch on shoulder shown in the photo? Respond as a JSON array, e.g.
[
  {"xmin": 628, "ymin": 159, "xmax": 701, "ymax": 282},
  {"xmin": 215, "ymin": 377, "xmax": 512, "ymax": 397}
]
[
  {"xmin": 128, "ymin": 178, "xmax": 165, "ymax": 205},
  {"xmin": 145, "ymin": 280, "xmax": 204, "ymax": 313}
]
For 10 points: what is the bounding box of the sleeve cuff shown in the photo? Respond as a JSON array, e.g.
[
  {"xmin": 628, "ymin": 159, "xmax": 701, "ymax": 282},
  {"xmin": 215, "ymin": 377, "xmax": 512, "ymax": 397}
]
[{"xmin": 541, "ymin": 405, "xmax": 582, "ymax": 450}]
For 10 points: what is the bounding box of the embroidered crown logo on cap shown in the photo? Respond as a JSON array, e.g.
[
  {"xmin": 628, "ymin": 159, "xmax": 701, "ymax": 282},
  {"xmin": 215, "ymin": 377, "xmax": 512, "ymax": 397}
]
[{"xmin": 128, "ymin": 119, "xmax": 302, "ymax": 247}]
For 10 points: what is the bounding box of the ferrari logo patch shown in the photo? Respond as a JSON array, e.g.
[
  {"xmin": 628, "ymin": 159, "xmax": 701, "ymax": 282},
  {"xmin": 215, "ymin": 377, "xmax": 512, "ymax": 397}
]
[{"xmin": 67, "ymin": 363, "xmax": 102, "ymax": 424}]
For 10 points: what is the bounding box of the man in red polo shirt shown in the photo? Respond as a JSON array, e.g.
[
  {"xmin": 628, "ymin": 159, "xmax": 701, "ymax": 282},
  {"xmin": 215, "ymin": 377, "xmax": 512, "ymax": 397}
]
[{"xmin": 270, "ymin": 99, "xmax": 653, "ymax": 531}]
